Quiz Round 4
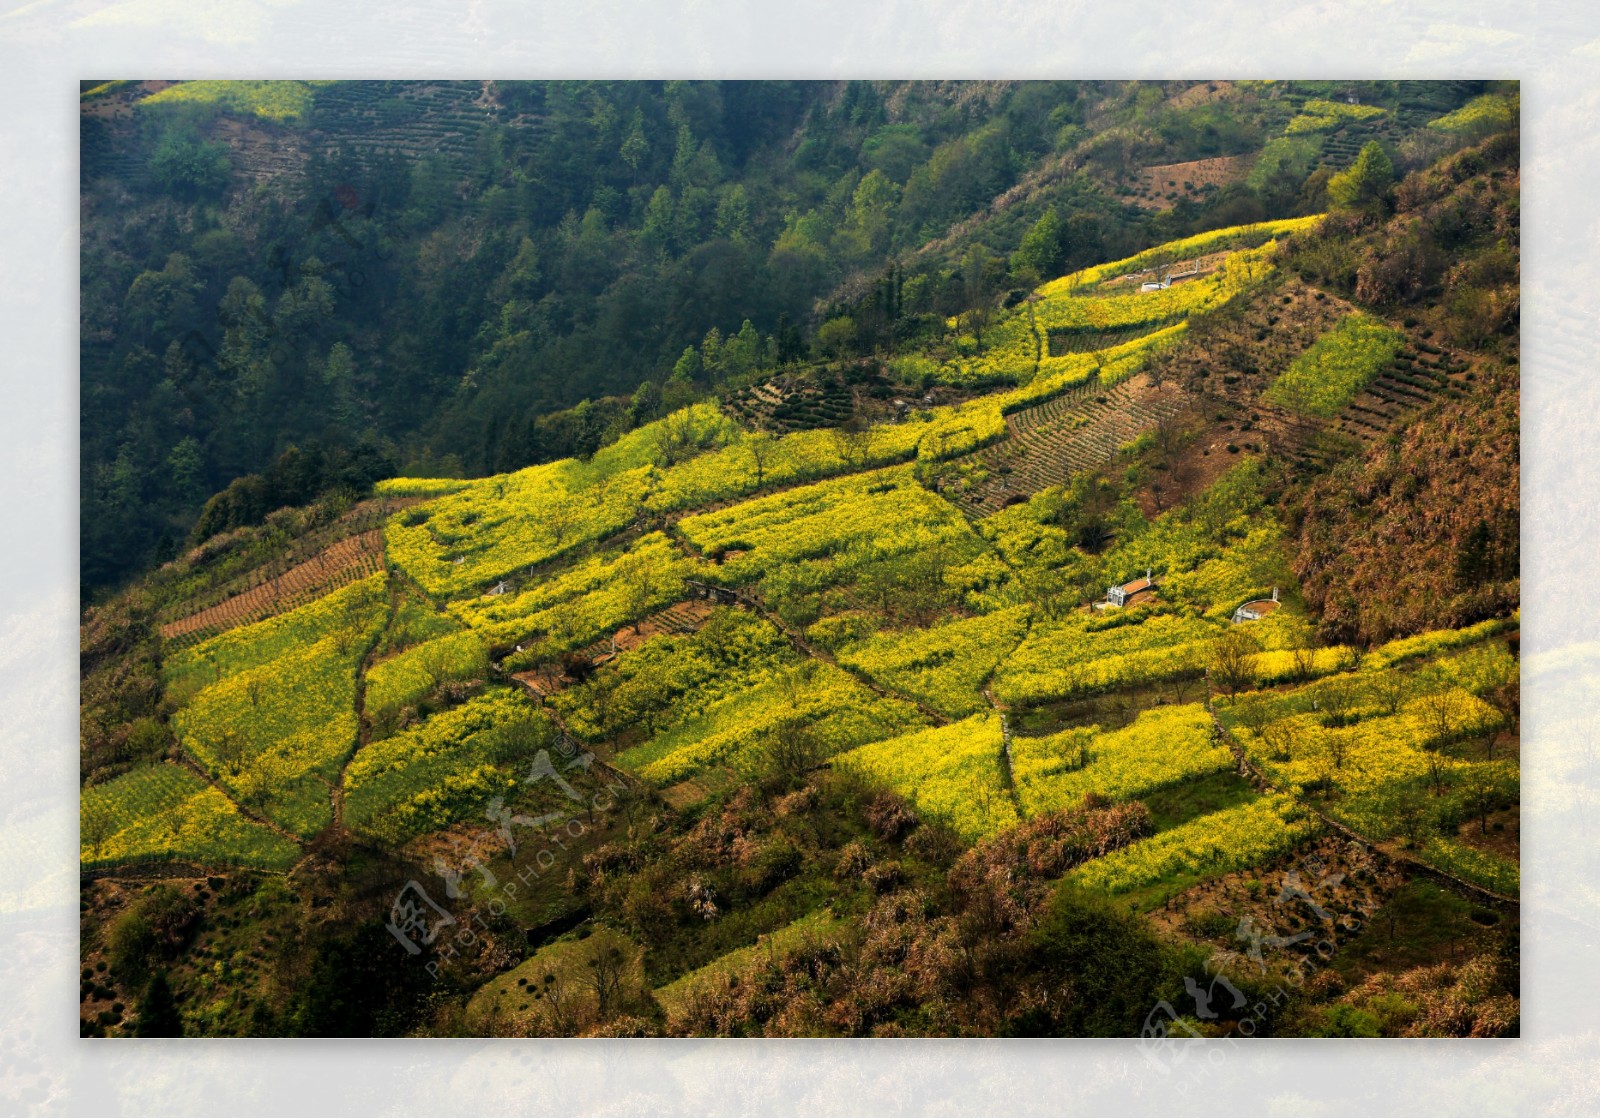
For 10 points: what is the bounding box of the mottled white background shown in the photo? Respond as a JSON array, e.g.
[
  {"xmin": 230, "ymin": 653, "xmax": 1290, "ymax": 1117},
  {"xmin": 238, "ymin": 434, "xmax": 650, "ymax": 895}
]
[{"xmin": 0, "ymin": 1, "xmax": 1593, "ymax": 1114}]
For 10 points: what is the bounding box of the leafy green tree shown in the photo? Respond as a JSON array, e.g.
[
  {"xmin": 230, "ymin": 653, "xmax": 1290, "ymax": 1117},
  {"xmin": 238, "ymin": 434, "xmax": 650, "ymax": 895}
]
[
  {"xmin": 962, "ymin": 244, "xmax": 994, "ymax": 351},
  {"xmin": 629, "ymin": 378, "xmax": 663, "ymax": 425},
  {"xmin": 124, "ymin": 253, "xmax": 202, "ymax": 341},
  {"xmin": 724, "ymin": 319, "xmax": 766, "ymax": 377},
  {"xmin": 640, "ymin": 186, "xmax": 675, "ymax": 257},
  {"xmin": 1022, "ymin": 883, "xmax": 1188, "ymax": 1036},
  {"xmin": 1328, "ymin": 140, "xmax": 1395, "ymax": 211},
  {"xmin": 1014, "ymin": 208, "xmax": 1065, "ymax": 281},
  {"xmin": 714, "ymin": 183, "xmax": 752, "ymax": 242},
  {"xmin": 148, "ymin": 131, "xmax": 231, "ymax": 199},
  {"xmin": 166, "ymin": 437, "xmax": 206, "ymax": 505},
  {"xmin": 841, "ymin": 169, "xmax": 900, "ymax": 260},
  {"xmin": 272, "ymin": 260, "xmax": 337, "ymax": 345},
  {"xmin": 758, "ymin": 715, "xmax": 824, "ymax": 789},
  {"xmin": 322, "ymin": 342, "xmax": 360, "ymax": 432},
  {"xmin": 662, "ymin": 366, "xmax": 698, "ymax": 411},
  {"xmin": 498, "ymin": 237, "xmax": 542, "ymax": 301},
  {"xmin": 404, "ymin": 153, "xmax": 453, "ymax": 228},
  {"xmin": 697, "ymin": 327, "xmax": 724, "ymax": 383},
  {"xmin": 671, "ymin": 345, "xmax": 702, "ymax": 385},
  {"xmin": 774, "ymin": 312, "xmax": 806, "ymax": 365},
  {"xmin": 817, "ymin": 316, "xmax": 857, "ymax": 359},
  {"xmin": 860, "ymin": 123, "xmax": 929, "ymax": 184}
]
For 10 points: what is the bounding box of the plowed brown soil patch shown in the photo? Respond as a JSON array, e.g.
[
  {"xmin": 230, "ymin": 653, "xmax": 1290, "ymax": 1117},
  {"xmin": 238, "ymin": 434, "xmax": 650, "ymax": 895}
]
[{"xmin": 160, "ymin": 529, "xmax": 385, "ymax": 641}]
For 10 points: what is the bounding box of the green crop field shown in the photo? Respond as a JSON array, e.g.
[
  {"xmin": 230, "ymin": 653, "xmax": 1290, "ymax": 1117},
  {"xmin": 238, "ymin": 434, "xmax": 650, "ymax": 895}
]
[
  {"xmin": 139, "ymin": 80, "xmax": 335, "ymax": 122},
  {"xmin": 450, "ymin": 532, "xmax": 706, "ymax": 654},
  {"xmin": 1264, "ymin": 312, "xmax": 1405, "ymax": 416},
  {"xmin": 935, "ymin": 227, "xmax": 1292, "ymax": 388}
]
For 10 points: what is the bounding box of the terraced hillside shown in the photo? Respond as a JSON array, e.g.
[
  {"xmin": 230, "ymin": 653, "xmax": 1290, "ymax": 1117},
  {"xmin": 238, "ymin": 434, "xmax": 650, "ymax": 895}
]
[
  {"xmin": 1327, "ymin": 337, "xmax": 1473, "ymax": 444},
  {"xmin": 723, "ymin": 372, "xmax": 857, "ymax": 433},
  {"xmin": 79, "ymin": 192, "xmax": 1521, "ymax": 1039},
  {"xmin": 941, "ymin": 374, "xmax": 1198, "ymax": 516},
  {"xmin": 82, "ymin": 78, "xmax": 1505, "ymax": 605},
  {"xmin": 160, "ymin": 529, "xmax": 386, "ymax": 642},
  {"xmin": 308, "ymin": 81, "xmax": 497, "ymax": 184}
]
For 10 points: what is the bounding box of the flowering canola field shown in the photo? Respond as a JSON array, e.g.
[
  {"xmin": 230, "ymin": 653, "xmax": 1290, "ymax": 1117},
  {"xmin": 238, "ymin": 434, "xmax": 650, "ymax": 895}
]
[
  {"xmin": 1216, "ymin": 625, "xmax": 1519, "ymax": 892},
  {"xmin": 1263, "ymin": 312, "xmax": 1403, "ymax": 416},
  {"xmin": 1011, "ymin": 703, "xmax": 1231, "ymax": 816},
  {"xmin": 365, "ymin": 629, "xmax": 491, "ymax": 728},
  {"xmin": 837, "ymin": 715, "xmax": 1018, "ymax": 841},
  {"xmin": 168, "ymin": 574, "xmax": 389, "ymax": 837},
  {"xmin": 448, "ymin": 531, "xmax": 706, "ymax": 652},
  {"xmin": 1068, "ymin": 793, "xmax": 1316, "ymax": 894},
  {"xmin": 80, "ymin": 764, "xmax": 300, "ymax": 871},
  {"xmin": 103, "ymin": 213, "xmax": 1516, "ymax": 940},
  {"xmin": 343, "ymin": 689, "xmax": 552, "ymax": 845},
  {"xmin": 835, "ymin": 605, "xmax": 1032, "ymax": 718},
  {"xmin": 619, "ymin": 661, "xmax": 928, "ymax": 785}
]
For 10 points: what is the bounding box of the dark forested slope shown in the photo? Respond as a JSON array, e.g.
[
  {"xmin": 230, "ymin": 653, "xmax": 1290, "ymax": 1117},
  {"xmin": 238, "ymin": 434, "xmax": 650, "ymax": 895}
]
[{"xmin": 80, "ymin": 79, "xmax": 1491, "ymax": 594}]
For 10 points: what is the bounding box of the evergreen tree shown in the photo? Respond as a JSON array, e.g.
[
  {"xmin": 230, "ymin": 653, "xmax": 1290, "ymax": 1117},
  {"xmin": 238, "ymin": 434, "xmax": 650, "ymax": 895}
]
[
  {"xmin": 135, "ymin": 972, "xmax": 183, "ymax": 1037},
  {"xmin": 672, "ymin": 345, "xmax": 703, "ymax": 384},
  {"xmin": 619, "ymin": 109, "xmax": 650, "ymax": 183}
]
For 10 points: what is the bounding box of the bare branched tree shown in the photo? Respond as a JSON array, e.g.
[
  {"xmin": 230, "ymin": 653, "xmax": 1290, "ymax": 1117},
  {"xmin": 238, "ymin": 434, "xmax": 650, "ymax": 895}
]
[{"xmin": 1208, "ymin": 628, "xmax": 1260, "ymax": 697}]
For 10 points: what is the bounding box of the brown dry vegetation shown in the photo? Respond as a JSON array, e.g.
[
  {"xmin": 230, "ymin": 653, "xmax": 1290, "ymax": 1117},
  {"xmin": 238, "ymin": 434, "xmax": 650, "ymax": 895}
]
[
  {"xmin": 1128, "ymin": 154, "xmax": 1251, "ymax": 210},
  {"xmin": 1165, "ymin": 80, "xmax": 1237, "ymax": 111},
  {"xmin": 1286, "ymin": 353, "xmax": 1517, "ymax": 646}
]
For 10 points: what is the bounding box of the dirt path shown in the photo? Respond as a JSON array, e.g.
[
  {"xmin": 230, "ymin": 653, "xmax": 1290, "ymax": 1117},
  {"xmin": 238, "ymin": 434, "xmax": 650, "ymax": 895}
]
[
  {"xmin": 171, "ymin": 752, "xmax": 304, "ymax": 848},
  {"xmin": 983, "ymin": 684, "xmax": 1024, "ymax": 821},
  {"xmin": 325, "ymin": 575, "xmax": 404, "ymax": 837},
  {"xmin": 980, "ymin": 612, "xmax": 1034, "ymax": 818},
  {"xmin": 520, "ymin": 690, "xmax": 646, "ymax": 797}
]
